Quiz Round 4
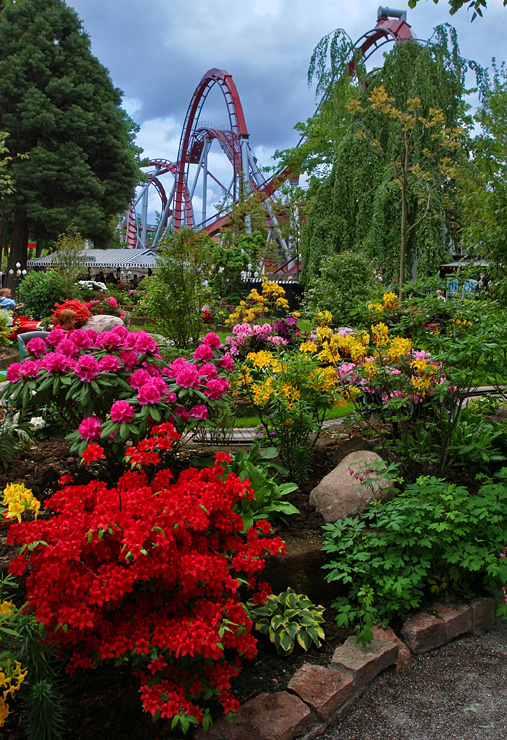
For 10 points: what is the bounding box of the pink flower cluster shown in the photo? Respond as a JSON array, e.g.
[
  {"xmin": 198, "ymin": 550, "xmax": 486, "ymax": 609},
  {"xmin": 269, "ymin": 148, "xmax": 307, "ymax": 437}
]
[{"xmin": 226, "ymin": 322, "xmax": 288, "ymax": 357}]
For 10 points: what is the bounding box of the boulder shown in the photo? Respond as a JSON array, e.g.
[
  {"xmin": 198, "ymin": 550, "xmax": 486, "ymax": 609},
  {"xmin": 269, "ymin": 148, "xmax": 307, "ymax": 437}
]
[
  {"xmin": 309, "ymin": 451, "xmax": 395, "ymax": 523},
  {"xmin": 81, "ymin": 315, "xmax": 124, "ymax": 332}
]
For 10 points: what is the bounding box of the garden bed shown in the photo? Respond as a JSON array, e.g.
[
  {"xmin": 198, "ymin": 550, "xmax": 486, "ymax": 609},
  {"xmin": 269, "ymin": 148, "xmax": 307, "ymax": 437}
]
[{"xmin": 0, "ymin": 429, "xmax": 357, "ymax": 740}]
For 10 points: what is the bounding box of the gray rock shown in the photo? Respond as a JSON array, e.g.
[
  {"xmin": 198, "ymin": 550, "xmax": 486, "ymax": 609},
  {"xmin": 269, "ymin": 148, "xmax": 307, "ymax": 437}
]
[
  {"xmin": 81, "ymin": 315, "xmax": 124, "ymax": 332},
  {"xmin": 309, "ymin": 451, "xmax": 395, "ymax": 523}
]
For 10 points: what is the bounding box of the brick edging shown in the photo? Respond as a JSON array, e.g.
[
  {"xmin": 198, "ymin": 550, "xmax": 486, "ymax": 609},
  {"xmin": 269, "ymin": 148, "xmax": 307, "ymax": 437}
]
[{"xmin": 197, "ymin": 596, "xmax": 497, "ymax": 740}]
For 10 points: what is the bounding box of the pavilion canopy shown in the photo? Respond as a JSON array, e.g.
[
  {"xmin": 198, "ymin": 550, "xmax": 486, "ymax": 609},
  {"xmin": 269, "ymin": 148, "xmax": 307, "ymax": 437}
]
[{"xmin": 28, "ymin": 248, "xmax": 158, "ymax": 271}]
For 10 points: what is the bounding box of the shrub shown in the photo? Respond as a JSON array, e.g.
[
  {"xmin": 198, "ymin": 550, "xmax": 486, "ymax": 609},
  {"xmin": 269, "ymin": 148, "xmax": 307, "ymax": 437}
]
[
  {"xmin": 51, "ymin": 298, "xmax": 91, "ymax": 327},
  {"xmin": 2, "ymin": 327, "xmax": 234, "ymax": 466},
  {"xmin": 322, "ymin": 472, "xmax": 507, "ymax": 645},
  {"xmin": 7, "ymin": 426, "xmax": 286, "ymax": 733},
  {"xmin": 18, "ymin": 271, "xmax": 67, "ymax": 319}
]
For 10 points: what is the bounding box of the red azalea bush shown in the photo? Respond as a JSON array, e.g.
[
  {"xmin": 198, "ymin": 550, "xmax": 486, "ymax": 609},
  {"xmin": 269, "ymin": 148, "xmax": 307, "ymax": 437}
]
[
  {"xmin": 2, "ymin": 327, "xmax": 235, "ymax": 464},
  {"xmin": 7, "ymin": 424, "xmax": 285, "ymax": 732},
  {"xmin": 86, "ymin": 295, "xmax": 122, "ymax": 318},
  {"xmin": 52, "ymin": 299, "xmax": 91, "ymax": 327}
]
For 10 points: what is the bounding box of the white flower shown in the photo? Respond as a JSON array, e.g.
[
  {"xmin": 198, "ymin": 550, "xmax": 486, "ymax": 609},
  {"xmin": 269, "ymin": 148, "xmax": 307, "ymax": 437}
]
[{"xmin": 28, "ymin": 416, "xmax": 45, "ymax": 431}]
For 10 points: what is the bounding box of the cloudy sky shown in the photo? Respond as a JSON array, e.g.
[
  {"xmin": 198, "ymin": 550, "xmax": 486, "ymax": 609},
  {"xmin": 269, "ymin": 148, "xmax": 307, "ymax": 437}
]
[{"xmin": 66, "ymin": 0, "xmax": 507, "ymax": 226}]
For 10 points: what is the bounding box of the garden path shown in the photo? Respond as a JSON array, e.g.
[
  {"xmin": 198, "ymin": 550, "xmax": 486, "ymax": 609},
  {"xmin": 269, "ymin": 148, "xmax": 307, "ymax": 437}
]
[{"xmin": 320, "ymin": 621, "xmax": 507, "ymax": 740}]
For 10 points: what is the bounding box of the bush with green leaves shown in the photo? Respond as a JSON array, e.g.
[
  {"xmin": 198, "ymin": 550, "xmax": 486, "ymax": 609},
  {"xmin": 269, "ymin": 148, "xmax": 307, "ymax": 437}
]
[
  {"xmin": 0, "ymin": 408, "xmax": 31, "ymax": 470},
  {"xmin": 140, "ymin": 227, "xmax": 217, "ymax": 350},
  {"xmin": 220, "ymin": 442, "xmax": 299, "ymax": 530},
  {"xmin": 322, "ymin": 471, "xmax": 507, "ymax": 646},
  {"xmin": 18, "ymin": 270, "xmax": 67, "ymax": 320},
  {"xmin": 246, "ymin": 588, "xmax": 325, "ymax": 656},
  {"xmin": 302, "ymin": 250, "xmax": 382, "ymax": 328}
]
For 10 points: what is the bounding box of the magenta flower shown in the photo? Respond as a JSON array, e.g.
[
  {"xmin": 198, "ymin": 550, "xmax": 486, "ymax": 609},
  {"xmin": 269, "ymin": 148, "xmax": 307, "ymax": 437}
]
[
  {"xmin": 129, "ymin": 368, "xmax": 152, "ymax": 389},
  {"xmin": 120, "ymin": 350, "xmax": 139, "ymax": 371},
  {"xmin": 96, "ymin": 331, "xmax": 122, "ymax": 350},
  {"xmin": 204, "ymin": 377, "xmax": 229, "ymax": 400},
  {"xmin": 190, "ymin": 404, "xmax": 208, "ymax": 420},
  {"xmin": 174, "ymin": 406, "xmax": 190, "ymax": 422},
  {"xmin": 108, "ymin": 296, "xmax": 118, "ymax": 309},
  {"xmin": 175, "ymin": 364, "xmax": 200, "ymax": 389},
  {"xmin": 217, "ymin": 354, "xmax": 235, "ymax": 371},
  {"xmin": 19, "ymin": 360, "xmax": 40, "ymax": 379},
  {"xmin": 202, "ymin": 332, "xmax": 222, "ymax": 349},
  {"xmin": 198, "ymin": 362, "xmax": 218, "ymax": 379},
  {"xmin": 42, "ymin": 353, "xmax": 75, "ymax": 374},
  {"xmin": 70, "ymin": 330, "xmax": 96, "ymax": 350},
  {"xmin": 193, "ymin": 344, "xmax": 214, "ymax": 362},
  {"xmin": 56, "ymin": 338, "xmax": 79, "ymax": 358},
  {"xmin": 78, "ymin": 416, "xmax": 102, "ymax": 441},
  {"xmin": 25, "ymin": 337, "xmax": 47, "ymax": 356},
  {"xmin": 111, "ymin": 325, "xmax": 129, "ymax": 341},
  {"xmin": 6, "ymin": 363, "xmax": 22, "ymax": 382},
  {"xmin": 46, "ymin": 328, "xmax": 66, "ymax": 348},
  {"xmin": 98, "ymin": 355, "xmax": 122, "ymax": 373},
  {"xmin": 137, "ymin": 382, "xmax": 162, "ymax": 406},
  {"xmin": 110, "ymin": 400, "xmax": 134, "ymax": 423},
  {"xmin": 135, "ymin": 331, "xmax": 157, "ymax": 354},
  {"xmin": 75, "ymin": 355, "xmax": 100, "ymax": 382}
]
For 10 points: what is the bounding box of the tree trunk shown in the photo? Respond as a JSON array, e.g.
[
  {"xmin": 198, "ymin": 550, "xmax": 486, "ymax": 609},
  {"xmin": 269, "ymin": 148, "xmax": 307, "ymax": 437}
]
[
  {"xmin": 5, "ymin": 208, "xmax": 29, "ymax": 291},
  {"xmin": 35, "ymin": 236, "xmax": 44, "ymax": 258}
]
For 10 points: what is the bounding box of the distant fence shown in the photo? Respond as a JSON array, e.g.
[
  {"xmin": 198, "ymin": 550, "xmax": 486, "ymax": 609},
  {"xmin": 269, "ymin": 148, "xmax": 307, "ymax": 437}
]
[{"xmin": 241, "ymin": 278, "xmax": 304, "ymax": 313}]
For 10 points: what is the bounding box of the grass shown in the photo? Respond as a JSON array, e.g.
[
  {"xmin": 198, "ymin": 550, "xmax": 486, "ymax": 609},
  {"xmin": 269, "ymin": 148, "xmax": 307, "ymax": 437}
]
[{"xmin": 234, "ymin": 401, "xmax": 354, "ymax": 429}]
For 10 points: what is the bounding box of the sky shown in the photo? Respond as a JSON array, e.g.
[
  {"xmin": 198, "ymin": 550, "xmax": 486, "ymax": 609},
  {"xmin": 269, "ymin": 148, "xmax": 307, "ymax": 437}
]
[{"xmin": 66, "ymin": 0, "xmax": 507, "ymax": 227}]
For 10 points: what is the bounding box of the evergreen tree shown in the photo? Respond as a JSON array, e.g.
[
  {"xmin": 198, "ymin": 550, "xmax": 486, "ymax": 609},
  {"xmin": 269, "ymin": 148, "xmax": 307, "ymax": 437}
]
[{"xmin": 0, "ymin": 0, "xmax": 140, "ymax": 284}]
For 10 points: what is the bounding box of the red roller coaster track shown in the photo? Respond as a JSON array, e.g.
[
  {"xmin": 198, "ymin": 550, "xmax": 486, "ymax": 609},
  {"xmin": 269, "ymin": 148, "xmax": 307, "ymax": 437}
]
[{"xmin": 124, "ymin": 8, "xmax": 415, "ymax": 249}]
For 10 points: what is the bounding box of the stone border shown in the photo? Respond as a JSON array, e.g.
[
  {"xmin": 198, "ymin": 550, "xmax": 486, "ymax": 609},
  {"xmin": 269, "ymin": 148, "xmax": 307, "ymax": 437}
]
[{"xmin": 196, "ymin": 597, "xmax": 497, "ymax": 740}]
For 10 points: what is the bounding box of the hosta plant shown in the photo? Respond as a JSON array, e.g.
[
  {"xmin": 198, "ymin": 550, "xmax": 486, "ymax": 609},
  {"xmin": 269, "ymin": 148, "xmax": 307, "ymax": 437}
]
[{"xmin": 246, "ymin": 588, "xmax": 325, "ymax": 656}]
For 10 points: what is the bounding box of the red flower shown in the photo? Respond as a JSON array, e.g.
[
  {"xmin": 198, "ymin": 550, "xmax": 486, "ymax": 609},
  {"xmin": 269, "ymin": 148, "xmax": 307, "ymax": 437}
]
[{"xmin": 81, "ymin": 444, "xmax": 106, "ymax": 465}]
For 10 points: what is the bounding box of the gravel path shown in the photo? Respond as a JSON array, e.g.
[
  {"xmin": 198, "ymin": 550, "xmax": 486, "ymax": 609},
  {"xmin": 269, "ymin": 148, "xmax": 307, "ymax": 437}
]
[{"xmin": 322, "ymin": 621, "xmax": 507, "ymax": 740}]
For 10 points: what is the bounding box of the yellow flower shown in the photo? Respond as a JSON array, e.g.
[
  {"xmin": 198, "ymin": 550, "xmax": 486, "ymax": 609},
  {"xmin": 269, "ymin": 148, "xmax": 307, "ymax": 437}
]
[
  {"xmin": 387, "ymin": 336, "xmax": 412, "ymax": 360},
  {"xmin": 317, "ymin": 326, "xmax": 333, "ymax": 342},
  {"xmin": 383, "ymin": 291, "xmax": 399, "ymax": 309},
  {"xmin": 2, "ymin": 483, "xmax": 40, "ymax": 522},
  {"xmin": 0, "ymin": 601, "xmax": 15, "ymax": 616},
  {"xmin": 299, "ymin": 341, "xmax": 317, "ymax": 353},
  {"xmin": 371, "ymin": 322, "xmax": 389, "ymax": 347}
]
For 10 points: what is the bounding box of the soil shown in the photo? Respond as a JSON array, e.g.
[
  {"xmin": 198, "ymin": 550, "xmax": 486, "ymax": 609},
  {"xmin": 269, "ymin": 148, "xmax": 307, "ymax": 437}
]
[{"xmin": 0, "ymin": 427, "xmax": 355, "ymax": 740}]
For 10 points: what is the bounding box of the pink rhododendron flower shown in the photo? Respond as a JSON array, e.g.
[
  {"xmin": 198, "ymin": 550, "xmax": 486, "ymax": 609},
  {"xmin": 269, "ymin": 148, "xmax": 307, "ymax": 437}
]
[
  {"xmin": 56, "ymin": 339, "xmax": 79, "ymax": 358},
  {"xmin": 202, "ymin": 332, "xmax": 222, "ymax": 349},
  {"xmin": 45, "ymin": 328, "xmax": 66, "ymax": 348},
  {"xmin": 174, "ymin": 406, "xmax": 190, "ymax": 422},
  {"xmin": 198, "ymin": 363, "xmax": 218, "ymax": 379},
  {"xmin": 135, "ymin": 331, "xmax": 158, "ymax": 354},
  {"xmin": 75, "ymin": 355, "xmax": 100, "ymax": 382},
  {"xmin": 175, "ymin": 364, "xmax": 200, "ymax": 389},
  {"xmin": 110, "ymin": 400, "xmax": 135, "ymax": 423},
  {"xmin": 120, "ymin": 350, "xmax": 139, "ymax": 371},
  {"xmin": 138, "ymin": 382, "xmax": 162, "ymax": 405},
  {"xmin": 129, "ymin": 368, "xmax": 152, "ymax": 389},
  {"xmin": 70, "ymin": 330, "xmax": 96, "ymax": 350},
  {"xmin": 167, "ymin": 392, "xmax": 177, "ymax": 403},
  {"xmin": 96, "ymin": 331, "xmax": 122, "ymax": 350},
  {"xmin": 193, "ymin": 344, "xmax": 214, "ymax": 362},
  {"xmin": 217, "ymin": 354, "xmax": 235, "ymax": 371},
  {"xmin": 42, "ymin": 353, "xmax": 75, "ymax": 374},
  {"xmin": 25, "ymin": 337, "xmax": 47, "ymax": 356},
  {"xmin": 108, "ymin": 296, "xmax": 118, "ymax": 309},
  {"xmin": 190, "ymin": 404, "xmax": 208, "ymax": 420},
  {"xmin": 204, "ymin": 377, "xmax": 229, "ymax": 400},
  {"xmin": 98, "ymin": 355, "xmax": 122, "ymax": 373},
  {"xmin": 78, "ymin": 416, "xmax": 102, "ymax": 441},
  {"xmin": 19, "ymin": 360, "xmax": 40, "ymax": 379},
  {"xmin": 6, "ymin": 363, "xmax": 21, "ymax": 382}
]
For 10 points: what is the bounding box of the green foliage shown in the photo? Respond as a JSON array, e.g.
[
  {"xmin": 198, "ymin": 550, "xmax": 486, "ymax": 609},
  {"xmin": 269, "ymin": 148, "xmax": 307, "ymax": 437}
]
[
  {"xmin": 19, "ymin": 270, "xmax": 66, "ymax": 319},
  {"xmin": 51, "ymin": 227, "xmax": 87, "ymax": 298},
  {"xmin": 208, "ymin": 231, "xmax": 263, "ymax": 305},
  {"xmin": 460, "ymin": 62, "xmax": 507, "ymax": 269},
  {"xmin": 246, "ymin": 588, "xmax": 325, "ymax": 656},
  {"xmin": 408, "ymin": 0, "xmax": 504, "ymax": 21},
  {"xmin": 0, "ymin": 409, "xmax": 32, "ymax": 470},
  {"xmin": 221, "ymin": 442, "xmax": 299, "ymax": 530},
  {"xmin": 303, "ymin": 250, "xmax": 382, "ymax": 327},
  {"xmin": 0, "ymin": 573, "xmax": 65, "ymax": 739},
  {"xmin": 301, "ymin": 31, "xmax": 479, "ymax": 285},
  {"xmin": 0, "ymin": 0, "xmax": 140, "ymax": 265},
  {"xmin": 0, "ymin": 308, "xmax": 10, "ymax": 346},
  {"xmin": 140, "ymin": 228, "xmax": 216, "ymax": 349},
  {"xmin": 322, "ymin": 472, "xmax": 507, "ymax": 644}
]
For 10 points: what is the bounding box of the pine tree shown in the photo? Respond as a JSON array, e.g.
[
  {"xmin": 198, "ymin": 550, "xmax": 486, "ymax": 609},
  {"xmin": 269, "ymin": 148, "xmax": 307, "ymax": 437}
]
[{"xmin": 0, "ymin": 0, "xmax": 140, "ymax": 283}]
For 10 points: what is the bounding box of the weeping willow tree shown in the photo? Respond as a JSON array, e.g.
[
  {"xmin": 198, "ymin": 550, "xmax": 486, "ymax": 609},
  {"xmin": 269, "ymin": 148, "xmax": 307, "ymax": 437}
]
[{"xmin": 300, "ymin": 26, "xmax": 484, "ymax": 286}]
